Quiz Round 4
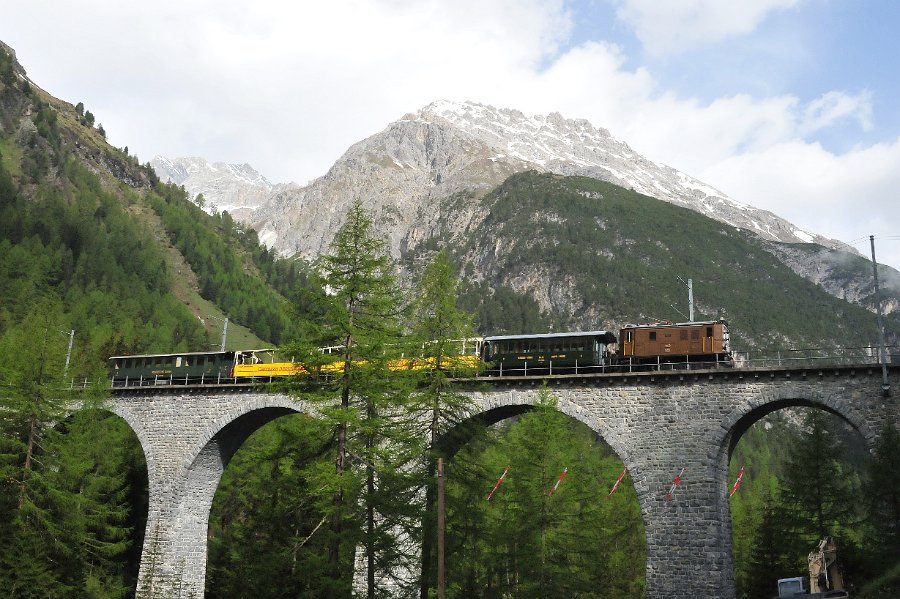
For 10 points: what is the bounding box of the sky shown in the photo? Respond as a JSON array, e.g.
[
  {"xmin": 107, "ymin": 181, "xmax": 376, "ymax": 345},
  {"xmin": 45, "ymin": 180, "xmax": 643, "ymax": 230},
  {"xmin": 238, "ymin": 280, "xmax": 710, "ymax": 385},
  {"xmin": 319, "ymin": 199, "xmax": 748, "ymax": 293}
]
[{"xmin": 2, "ymin": 0, "xmax": 899, "ymax": 272}]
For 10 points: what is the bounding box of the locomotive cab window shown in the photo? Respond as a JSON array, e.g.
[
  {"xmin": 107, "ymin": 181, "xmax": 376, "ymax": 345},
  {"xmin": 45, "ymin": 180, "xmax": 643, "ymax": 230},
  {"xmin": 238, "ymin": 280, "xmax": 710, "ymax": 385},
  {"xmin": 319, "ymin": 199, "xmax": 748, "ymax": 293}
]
[
  {"xmin": 707, "ymin": 327, "xmax": 713, "ymax": 337},
  {"xmin": 649, "ymin": 332, "xmax": 657, "ymax": 341}
]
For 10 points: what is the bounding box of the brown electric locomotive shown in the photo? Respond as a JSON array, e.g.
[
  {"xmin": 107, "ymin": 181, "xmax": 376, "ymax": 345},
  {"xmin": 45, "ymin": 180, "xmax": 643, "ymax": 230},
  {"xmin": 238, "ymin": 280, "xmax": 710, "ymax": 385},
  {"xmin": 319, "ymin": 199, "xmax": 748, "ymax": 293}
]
[{"xmin": 618, "ymin": 320, "xmax": 731, "ymax": 366}]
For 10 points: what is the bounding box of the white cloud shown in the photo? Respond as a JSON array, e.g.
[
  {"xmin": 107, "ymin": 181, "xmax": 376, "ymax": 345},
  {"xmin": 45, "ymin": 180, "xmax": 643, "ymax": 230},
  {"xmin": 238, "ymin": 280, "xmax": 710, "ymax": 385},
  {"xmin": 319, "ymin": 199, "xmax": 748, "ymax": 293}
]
[
  {"xmin": 799, "ymin": 90, "xmax": 874, "ymax": 135},
  {"xmin": 699, "ymin": 137, "xmax": 900, "ymax": 268},
  {"xmin": 613, "ymin": 0, "xmax": 801, "ymax": 56}
]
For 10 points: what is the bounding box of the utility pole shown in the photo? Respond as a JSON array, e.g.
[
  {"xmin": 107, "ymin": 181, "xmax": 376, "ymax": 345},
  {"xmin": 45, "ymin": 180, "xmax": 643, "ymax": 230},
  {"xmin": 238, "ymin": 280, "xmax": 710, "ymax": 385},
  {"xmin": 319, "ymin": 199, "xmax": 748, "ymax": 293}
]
[
  {"xmin": 220, "ymin": 317, "xmax": 228, "ymax": 352},
  {"xmin": 688, "ymin": 278, "xmax": 694, "ymax": 322},
  {"xmin": 869, "ymin": 236, "xmax": 890, "ymax": 396},
  {"xmin": 437, "ymin": 457, "xmax": 445, "ymax": 599},
  {"xmin": 677, "ymin": 276, "xmax": 695, "ymax": 322},
  {"xmin": 63, "ymin": 329, "xmax": 74, "ymax": 377}
]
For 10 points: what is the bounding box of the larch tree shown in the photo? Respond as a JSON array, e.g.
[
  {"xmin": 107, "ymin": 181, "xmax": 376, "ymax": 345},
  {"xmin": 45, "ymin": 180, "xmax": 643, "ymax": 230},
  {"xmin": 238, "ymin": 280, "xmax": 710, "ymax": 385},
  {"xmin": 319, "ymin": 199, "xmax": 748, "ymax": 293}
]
[
  {"xmin": 408, "ymin": 249, "xmax": 478, "ymax": 599},
  {"xmin": 290, "ymin": 201, "xmax": 413, "ymax": 599}
]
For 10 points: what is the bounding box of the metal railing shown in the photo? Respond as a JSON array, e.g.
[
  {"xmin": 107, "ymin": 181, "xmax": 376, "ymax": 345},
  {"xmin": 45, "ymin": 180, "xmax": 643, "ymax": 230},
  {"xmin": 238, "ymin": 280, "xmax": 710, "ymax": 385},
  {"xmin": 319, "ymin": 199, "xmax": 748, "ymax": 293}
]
[{"xmin": 479, "ymin": 346, "xmax": 894, "ymax": 377}]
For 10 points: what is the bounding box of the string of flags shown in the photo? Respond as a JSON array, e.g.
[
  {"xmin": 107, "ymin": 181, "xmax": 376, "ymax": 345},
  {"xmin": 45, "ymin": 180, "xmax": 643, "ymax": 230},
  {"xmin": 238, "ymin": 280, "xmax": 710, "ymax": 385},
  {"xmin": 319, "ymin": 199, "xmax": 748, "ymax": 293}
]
[{"xmin": 482, "ymin": 463, "xmax": 746, "ymax": 502}]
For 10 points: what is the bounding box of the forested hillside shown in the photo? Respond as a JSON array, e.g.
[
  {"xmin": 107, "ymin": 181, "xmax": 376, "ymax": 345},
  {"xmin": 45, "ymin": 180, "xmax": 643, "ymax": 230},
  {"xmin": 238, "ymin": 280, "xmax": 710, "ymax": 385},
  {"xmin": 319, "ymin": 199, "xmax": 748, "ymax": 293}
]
[
  {"xmin": 0, "ymin": 44, "xmax": 305, "ymax": 365},
  {"xmin": 0, "ymin": 43, "xmax": 310, "ymax": 597},
  {"xmin": 434, "ymin": 171, "xmax": 900, "ymax": 352}
]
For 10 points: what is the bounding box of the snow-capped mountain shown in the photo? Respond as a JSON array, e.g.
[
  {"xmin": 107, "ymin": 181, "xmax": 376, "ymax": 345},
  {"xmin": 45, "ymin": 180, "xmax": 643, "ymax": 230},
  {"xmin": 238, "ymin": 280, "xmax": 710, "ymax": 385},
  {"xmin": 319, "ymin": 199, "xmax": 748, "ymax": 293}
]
[
  {"xmin": 249, "ymin": 100, "xmax": 838, "ymax": 260},
  {"xmin": 150, "ymin": 156, "xmax": 293, "ymax": 219},
  {"xmin": 154, "ymin": 100, "xmax": 896, "ymax": 316},
  {"xmin": 421, "ymin": 101, "xmax": 830, "ymax": 245}
]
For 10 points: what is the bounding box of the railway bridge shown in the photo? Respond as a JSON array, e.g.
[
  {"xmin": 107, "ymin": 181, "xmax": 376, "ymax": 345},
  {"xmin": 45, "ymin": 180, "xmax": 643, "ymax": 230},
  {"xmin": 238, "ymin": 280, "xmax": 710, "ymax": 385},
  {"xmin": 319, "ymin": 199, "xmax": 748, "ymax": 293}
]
[{"xmin": 108, "ymin": 364, "xmax": 899, "ymax": 599}]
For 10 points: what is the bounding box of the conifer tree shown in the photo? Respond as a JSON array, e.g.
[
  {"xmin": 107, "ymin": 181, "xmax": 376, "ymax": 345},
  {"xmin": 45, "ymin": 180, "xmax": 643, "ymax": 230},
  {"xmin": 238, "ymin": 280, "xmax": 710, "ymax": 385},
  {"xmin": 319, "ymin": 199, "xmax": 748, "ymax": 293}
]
[
  {"xmin": 0, "ymin": 301, "xmax": 135, "ymax": 597},
  {"xmin": 862, "ymin": 423, "xmax": 900, "ymax": 580},
  {"xmin": 778, "ymin": 409, "xmax": 862, "ymax": 569},
  {"xmin": 408, "ymin": 249, "xmax": 478, "ymax": 598},
  {"xmin": 444, "ymin": 389, "xmax": 645, "ymax": 598},
  {"xmin": 291, "ymin": 201, "xmax": 412, "ymax": 598}
]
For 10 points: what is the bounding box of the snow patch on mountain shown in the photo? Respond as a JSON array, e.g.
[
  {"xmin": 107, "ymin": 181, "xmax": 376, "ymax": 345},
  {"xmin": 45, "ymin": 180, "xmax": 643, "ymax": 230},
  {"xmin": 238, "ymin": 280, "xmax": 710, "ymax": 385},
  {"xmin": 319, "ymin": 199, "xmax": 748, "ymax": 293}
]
[
  {"xmin": 150, "ymin": 156, "xmax": 295, "ymax": 219},
  {"xmin": 412, "ymin": 101, "xmax": 839, "ymax": 249}
]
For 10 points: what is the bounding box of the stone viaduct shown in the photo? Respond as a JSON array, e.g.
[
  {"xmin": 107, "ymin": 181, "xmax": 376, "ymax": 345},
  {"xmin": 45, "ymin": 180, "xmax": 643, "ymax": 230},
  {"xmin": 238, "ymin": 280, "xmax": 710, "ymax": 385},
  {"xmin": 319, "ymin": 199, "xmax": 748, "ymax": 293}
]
[{"xmin": 106, "ymin": 364, "xmax": 899, "ymax": 599}]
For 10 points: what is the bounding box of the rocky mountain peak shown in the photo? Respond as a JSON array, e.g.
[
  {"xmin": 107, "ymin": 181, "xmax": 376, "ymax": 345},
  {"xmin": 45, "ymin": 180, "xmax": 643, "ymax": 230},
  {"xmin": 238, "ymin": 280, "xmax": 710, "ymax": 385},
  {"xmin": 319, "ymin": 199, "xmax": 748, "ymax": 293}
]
[
  {"xmin": 401, "ymin": 101, "xmax": 838, "ymax": 249},
  {"xmin": 245, "ymin": 100, "xmax": 843, "ymax": 261},
  {"xmin": 150, "ymin": 156, "xmax": 287, "ymax": 219}
]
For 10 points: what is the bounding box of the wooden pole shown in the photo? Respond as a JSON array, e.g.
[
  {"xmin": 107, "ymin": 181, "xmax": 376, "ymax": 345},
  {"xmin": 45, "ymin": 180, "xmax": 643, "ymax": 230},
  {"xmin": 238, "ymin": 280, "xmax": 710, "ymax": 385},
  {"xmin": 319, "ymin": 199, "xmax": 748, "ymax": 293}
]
[{"xmin": 437, "ymin": 457, "xmax": 446, "ymax": 599}]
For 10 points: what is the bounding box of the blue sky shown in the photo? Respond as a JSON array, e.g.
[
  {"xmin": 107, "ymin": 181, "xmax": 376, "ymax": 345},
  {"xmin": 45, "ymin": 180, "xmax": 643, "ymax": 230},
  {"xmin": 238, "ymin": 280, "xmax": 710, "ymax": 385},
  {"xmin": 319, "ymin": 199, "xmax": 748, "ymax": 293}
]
[{"xmin": 2, "ymin": 0, "xmax": 899, "ymax": 270}]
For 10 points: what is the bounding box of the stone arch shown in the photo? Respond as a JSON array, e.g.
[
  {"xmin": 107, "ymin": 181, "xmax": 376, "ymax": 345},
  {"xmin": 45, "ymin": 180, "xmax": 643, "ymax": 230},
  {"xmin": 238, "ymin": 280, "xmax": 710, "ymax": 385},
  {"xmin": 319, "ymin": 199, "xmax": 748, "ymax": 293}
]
[
  {"xmin": 715, "ymin": 383, "xmax": 874, "ymax": 464},
  {"xmin": 106, "ymin": 403, "xmax": 156, "ymax": 482},
  {"xmin": 709, "ymin": 382, "xmax": 875, "ymax": 599},
  {"xmin": 160, "ymin": 395, "xmax": 319, "ymax": 596},
  {"xmin": 180, "ymin": 394, "xmax": 317, "ymax": 479},
  {"xmin": 461, "ymin": 388, "xmax": 638, "ymax": 475},
  {"xmin": 429, "ymin": 387, "xmax": 649, "ymax": 590}
]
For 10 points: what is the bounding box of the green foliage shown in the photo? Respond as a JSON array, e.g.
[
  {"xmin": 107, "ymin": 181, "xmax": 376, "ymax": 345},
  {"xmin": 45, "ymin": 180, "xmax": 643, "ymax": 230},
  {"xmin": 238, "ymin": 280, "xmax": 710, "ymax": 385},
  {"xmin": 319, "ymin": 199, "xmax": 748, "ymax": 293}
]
[
  {"xmin": 0, "ymin": 47, "xmax": 15, "ymax": 89},
  {"xmin": 285, "ymin": 201, "xmax": 417, "ymax": 598},
  {"xmin": 443, "ymin": 390, "xmax": 645, "ymax": 598},
  {"xmin": 0, "ymin": 303, "xmax": 146, "ymax": 598},
  {"xmin": 729, "ymin": 409, "xmax": 878, "ymax": 598},
  {"xmin": 858, "ymin": 423, "xmax": 900, "ymax": 595},
  {"xmin": 207, "ymin": 414, "xmax": 336, "ymax": 598},
  {"xmin": 0, "ymin": 156, "xmax": 205, "ymax": 357},
  {"xmin": 145, "ymin": 183, "xmax": 301, "ymax": 345},
  {"xmin": 439, "ymin": 171, "xmax": 899, "ymax": 349},
  {"xmin": 460, "ymin": 281, "xmax": 551, "ymax": 335},
  {"xmin": 408, "ymin": 250, "xmax": 479, "ymax": 597}
]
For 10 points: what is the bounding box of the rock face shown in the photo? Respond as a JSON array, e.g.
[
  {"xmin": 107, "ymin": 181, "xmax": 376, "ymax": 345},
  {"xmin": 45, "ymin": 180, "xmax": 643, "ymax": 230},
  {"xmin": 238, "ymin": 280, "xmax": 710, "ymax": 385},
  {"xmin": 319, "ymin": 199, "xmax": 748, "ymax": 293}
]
[
  {"xmin": 762, "ymin": 242, "xmax": 900, "ymax": 315},
  {"xmin": 150, "ymin": 156, "xmax": 295, "ymax": 220},
  {"xmin": 248, "ymin": 100, "xmax": 840, "ymax": 260}
]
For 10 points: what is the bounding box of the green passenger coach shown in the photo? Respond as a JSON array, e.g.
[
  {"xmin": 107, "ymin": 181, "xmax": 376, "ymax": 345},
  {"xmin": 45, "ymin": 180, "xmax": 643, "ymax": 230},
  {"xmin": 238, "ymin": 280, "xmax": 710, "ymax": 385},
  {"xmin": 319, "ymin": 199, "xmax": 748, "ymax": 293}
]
[
  {"xmin": 108, "ymin": 351, "xmax": 239, "ymax": 385},
  {"xmin": 480, "ymin": 331, "xmax": 618, "ymax": 374}
]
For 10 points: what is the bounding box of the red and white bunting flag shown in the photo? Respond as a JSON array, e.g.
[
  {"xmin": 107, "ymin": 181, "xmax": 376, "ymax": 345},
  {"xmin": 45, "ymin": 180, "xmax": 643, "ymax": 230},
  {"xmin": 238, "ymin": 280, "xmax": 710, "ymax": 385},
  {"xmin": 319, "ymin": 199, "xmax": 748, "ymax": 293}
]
[
  {"xmin": 548, "ymin": 467, "xmax": 568, "ymax": 496},
  {"xmin": 487, "ymin": 466, "xmax": 510, "ymax": 501},
  {"xmin": 665, "ymin": 467, "xmax": 685, "ymax": 501},
  {"xmin": 729, "ymin": 466, "xmax": 744, "ymax": 498},
  {"xmin": 607, "ymin": 469, "xmax": 627, "ymax": 498}
]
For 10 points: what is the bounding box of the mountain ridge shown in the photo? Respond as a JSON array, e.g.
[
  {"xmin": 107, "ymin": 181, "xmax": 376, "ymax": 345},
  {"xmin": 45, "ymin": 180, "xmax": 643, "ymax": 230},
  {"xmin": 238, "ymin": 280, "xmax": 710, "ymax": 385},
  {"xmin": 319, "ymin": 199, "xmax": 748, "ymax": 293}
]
[
  {"xmin": 165, "ymin": 100, "xmax": 897, "ymax": 317},
  {"xmin": 244, "ymin": 100, "xmax": 844, "ymax": 261}
]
